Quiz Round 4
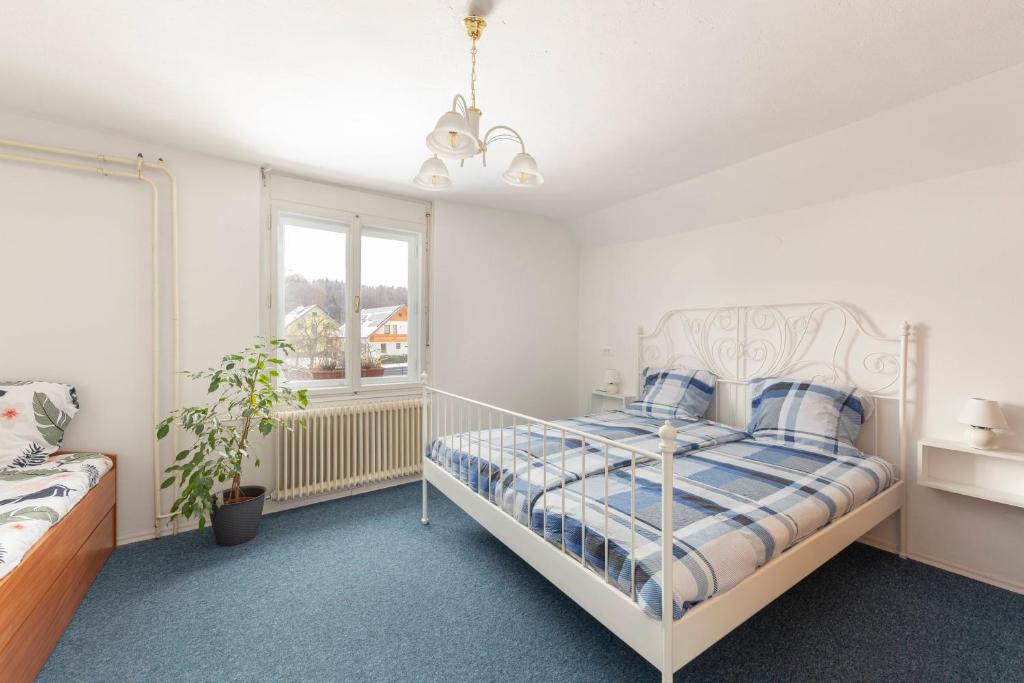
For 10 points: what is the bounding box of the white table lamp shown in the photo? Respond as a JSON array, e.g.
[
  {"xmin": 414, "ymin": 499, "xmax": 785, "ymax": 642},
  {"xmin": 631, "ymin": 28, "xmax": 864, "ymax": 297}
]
[
  {"xmin": 958, "ymin": 398, "xmax": 1009, "ymax": 449},
  {"xmin": 603, "ymin": 369, "xmax": 621, "ymax": 395}
]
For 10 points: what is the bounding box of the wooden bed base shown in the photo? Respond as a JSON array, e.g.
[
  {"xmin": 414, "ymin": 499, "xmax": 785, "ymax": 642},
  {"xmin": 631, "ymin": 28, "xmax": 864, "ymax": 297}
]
[{"xmin": 0, "ymin": 453, "xmax": 117, "ymax": 682}]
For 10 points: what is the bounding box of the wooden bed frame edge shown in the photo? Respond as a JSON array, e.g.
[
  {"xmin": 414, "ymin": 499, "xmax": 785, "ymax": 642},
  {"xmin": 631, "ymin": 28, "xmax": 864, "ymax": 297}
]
[{"xmin": 0, "ymin": 452, "xmax": 117, "ymax": 682}]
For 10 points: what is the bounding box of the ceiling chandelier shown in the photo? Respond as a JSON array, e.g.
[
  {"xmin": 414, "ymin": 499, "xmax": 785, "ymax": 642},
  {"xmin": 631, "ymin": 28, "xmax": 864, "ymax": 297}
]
[{"xmin": 414, "ymin": 16, "xmax": 543, "ymax": 191}]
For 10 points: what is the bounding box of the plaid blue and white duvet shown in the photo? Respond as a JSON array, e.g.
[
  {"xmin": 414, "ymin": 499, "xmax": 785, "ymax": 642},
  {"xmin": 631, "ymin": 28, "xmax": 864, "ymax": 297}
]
[
  {"xmin": 530, "ymin": 437, "xmax": 898, "ymax": 620},
  {"xmin": 426, "ymin": 411, "xmax": 746, "ymax": 524}
]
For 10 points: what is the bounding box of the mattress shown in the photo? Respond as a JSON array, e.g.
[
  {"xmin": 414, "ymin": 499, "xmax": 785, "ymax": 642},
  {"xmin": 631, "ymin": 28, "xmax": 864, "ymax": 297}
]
[
  {"xmin": 0, "ymin": 452, "xmax": 113, "ymax": 580},
  {"xmin": 427, "ymin": 410, "xmax": 746, "ymax": 523},
  {"xmin": 530, "ymin": 437, "xmax": 898, "ymax": 619}
]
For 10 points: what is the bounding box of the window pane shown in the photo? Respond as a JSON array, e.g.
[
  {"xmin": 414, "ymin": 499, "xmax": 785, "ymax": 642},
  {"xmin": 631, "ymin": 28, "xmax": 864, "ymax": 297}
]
[
  {"xmin": 280, "ymin": 214, "xmax": 347, "ymax": 386},
  {"xmin": 360, "ymin": 230, "xmax": 413, "ymax": 382}
]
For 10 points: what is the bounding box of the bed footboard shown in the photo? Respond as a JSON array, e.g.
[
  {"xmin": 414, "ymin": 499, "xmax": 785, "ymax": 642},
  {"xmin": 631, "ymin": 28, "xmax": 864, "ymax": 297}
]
[{"xmin": 420, "ymin": 383, "xmax": 680, "ymax": 680}]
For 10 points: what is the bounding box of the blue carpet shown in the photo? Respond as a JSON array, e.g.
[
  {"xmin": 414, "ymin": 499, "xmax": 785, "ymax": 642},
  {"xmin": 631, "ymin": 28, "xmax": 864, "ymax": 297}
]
[{"xmin": 41, "ymin": 482, "xmax": 1024, "ymax": 682}]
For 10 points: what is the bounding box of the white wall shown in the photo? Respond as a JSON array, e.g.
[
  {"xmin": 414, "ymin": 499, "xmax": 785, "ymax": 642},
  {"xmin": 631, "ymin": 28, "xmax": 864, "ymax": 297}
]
[
  {"xmin": 572, "ymin": 67, "xmax": 1024, "ymax": 592},
  {"xmin": 0, "ymin": 109, "xmax": 262, "ymax": 543},
  {"xmin": 431, "ymin": 200, "xmax": 578, "ymax": 419},
  {"xmin": 0, "ymin": 111, "xmax": 578, "ymax": 543},
  {"xmin": 574, "ymin": 63, "xmax": 1024, "ymax": 246}
]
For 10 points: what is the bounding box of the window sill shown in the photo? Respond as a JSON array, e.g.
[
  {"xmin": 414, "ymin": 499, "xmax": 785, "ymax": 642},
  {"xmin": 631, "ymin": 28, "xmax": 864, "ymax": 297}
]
[{"xmin": 297, "ymin": 381, "xmax": 424, "ymax": 405}]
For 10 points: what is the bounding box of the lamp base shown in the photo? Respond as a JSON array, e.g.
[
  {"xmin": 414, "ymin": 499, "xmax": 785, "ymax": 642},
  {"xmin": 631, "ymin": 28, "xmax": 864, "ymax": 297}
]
[
  {"xmin": 964, "ymin": 426, "xmax": 998, "ymax": 450},
  {"xmin": 605, "ymin": 382, "xmax": 620, "ymax": 395}
]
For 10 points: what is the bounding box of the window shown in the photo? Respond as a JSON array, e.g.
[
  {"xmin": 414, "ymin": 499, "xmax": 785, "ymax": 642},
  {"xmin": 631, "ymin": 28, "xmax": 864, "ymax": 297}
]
[
  {"xmin": 278, "ymin": 213, "xmax": 348, "ymax": 387},
  {"xmin": 361, "ymin": 227, "xmax": 416, "ymax": 381},
  {"xmin": 274, "ymin": 208, "xmax": 422, "ymax": 392}
]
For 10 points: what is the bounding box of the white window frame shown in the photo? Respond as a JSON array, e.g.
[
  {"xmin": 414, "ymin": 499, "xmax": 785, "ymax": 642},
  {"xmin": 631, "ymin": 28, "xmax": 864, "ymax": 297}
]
[
  {"xmin": 358, "ymin": 221, "xmax": 423, "ymax": 388},
  {"xmin": 269, "ymin": 200, "xmax": 426, "ymax": 399}
]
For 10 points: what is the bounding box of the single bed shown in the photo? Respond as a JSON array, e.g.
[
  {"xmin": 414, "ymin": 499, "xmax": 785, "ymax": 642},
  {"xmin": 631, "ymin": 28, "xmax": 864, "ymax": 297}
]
[
  {"xmin": 0, "ymin": 451, "xmax": 116, "ymax": 682},
  {"xmin": 420, "ymin": 302, "xmax": 911, "ymax": 682}
]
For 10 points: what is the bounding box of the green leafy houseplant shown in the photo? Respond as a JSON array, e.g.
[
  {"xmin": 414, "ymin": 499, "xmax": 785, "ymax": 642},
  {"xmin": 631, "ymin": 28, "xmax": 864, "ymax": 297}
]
[{"xmin": 156, "ymin": 338, "xmax": 308, "ymax": 531}]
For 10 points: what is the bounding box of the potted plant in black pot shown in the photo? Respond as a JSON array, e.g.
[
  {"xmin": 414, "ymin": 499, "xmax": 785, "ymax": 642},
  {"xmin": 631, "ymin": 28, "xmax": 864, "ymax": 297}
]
[{"xmin": 156, "ymin": 338, "xmax": 308, "ymax": 546}]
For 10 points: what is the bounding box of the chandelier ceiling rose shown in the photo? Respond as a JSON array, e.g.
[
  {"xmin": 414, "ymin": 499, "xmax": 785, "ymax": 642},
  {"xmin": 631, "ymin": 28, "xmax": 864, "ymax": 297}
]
[
  {"xmin": 463, "ymin": 15, "xmax": 486, "ymax": 41},
  {"xmin": 413, "ymin": 15, "xmax": 543, "ymax": 191}
]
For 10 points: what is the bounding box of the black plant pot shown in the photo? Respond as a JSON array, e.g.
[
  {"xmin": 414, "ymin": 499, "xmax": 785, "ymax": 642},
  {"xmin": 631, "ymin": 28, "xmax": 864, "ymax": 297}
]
[{"xmin": 211, "ymin": 485, "xmax": 266, "ymax": 546}]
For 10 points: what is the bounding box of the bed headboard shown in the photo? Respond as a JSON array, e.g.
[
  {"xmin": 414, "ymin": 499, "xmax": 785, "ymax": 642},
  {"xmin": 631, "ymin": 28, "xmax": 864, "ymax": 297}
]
[{"xmin": 637, "ymin": 301, "xmax": 910, "ymax": 469}]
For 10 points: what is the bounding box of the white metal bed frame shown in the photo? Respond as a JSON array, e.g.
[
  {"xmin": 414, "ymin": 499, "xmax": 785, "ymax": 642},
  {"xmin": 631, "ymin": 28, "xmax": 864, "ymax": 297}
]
[{"xmin": 420, "ymin": 302, "xmax": 910, "ymax": 681}]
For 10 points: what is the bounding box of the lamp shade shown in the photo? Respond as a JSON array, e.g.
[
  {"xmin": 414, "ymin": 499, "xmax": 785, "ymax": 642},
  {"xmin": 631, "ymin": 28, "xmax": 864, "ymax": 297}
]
[
  {"xmin": 603, "ymin": 369, "xmax": 621, "ymax": 385},
  {"xmin": 958, "ymin": 398, "xmax": 1008, "ymax": 429},
  {"xmin": 501, "ymin": 152, "xmax": 544, "ymax": 187},
  {"xmin": 413, "ymin": 156, "xmax": 452, "ymax": 190},
  {"xmin": 426, "ymin": 111, "xmax": 478, "ymax": 159}
]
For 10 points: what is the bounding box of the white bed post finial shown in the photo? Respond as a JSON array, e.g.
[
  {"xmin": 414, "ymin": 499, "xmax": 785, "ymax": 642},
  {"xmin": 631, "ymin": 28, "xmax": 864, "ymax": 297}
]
[
  {"xmin": 421, "ymin": 371, "xmax": 430, "ymax": 525},
  {"xmin": 658, "ymin": 419, "xmax": 677, "ymax": 683}
]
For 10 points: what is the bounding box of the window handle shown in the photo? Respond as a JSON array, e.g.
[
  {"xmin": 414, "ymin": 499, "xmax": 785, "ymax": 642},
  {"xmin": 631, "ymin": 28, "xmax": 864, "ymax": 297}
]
[{"xmin": 354, "ymin": 295, "xmax": 361, "ymax": 312}]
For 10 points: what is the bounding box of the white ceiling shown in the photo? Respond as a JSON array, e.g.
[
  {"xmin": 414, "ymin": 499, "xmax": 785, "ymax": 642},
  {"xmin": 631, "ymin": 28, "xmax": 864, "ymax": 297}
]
[{"xmin": 1, "ymin": 1, "xmax": 1023, "ymax": 218}]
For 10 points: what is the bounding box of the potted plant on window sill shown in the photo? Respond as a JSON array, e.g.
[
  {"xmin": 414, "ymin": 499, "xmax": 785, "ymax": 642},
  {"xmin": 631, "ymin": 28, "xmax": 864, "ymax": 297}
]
[
  {"xmin": 361, "ymin": 347, "xmax": 385, "ymax": 378},
  {"xmin": 156, "ymin": 338, "xmax": 308, "ymax": 546},
  {"xmin": 310, "ymin": 359, "xmax": 344, "ymax": 381}
]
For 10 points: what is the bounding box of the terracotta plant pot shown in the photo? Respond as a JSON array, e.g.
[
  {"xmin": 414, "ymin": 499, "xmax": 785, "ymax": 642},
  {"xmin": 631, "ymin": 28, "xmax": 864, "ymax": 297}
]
[
  {"xmin": 310, "ymin": 369, "xmax": 344, "ymax": 380},
  {"xmin": 361, "ymin": 367, "xmax": 385, "ymax": 377}
]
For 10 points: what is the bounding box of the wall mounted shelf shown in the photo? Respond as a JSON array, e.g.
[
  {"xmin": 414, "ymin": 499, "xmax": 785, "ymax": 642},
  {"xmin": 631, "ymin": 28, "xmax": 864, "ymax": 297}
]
[
  {"xmin": 590, "ymin": 390, "xmax": 635, "ymax": 412},
  {"xmin": 917, "ymin": 437, "xmax": 1024, "ymax": 508}
]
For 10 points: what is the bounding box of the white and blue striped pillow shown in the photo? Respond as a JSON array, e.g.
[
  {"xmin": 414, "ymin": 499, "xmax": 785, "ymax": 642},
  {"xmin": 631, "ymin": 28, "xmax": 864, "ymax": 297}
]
[
  {"xmin": 746, "ymin": 378, "xmax": 873, "ymax": 456},
  {"xmin": 625, "ymin": 367, "xmax": 716, "ymax": 421}
]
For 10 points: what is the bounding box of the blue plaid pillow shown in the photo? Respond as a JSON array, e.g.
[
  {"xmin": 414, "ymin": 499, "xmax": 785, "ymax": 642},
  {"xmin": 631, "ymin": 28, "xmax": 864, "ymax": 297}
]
[
  {"xmin": 624, "ymin": 367, "xmax": 716, "ymax": 421},
  {"xmin": 746, "ymin": 378, "xmax": 873, "ymax": 456}
]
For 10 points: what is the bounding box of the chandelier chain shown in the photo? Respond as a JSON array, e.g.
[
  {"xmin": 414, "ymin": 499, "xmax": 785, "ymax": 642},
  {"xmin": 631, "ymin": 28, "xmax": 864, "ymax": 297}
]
[{"xmin": 470, "ymin": 36, "xmax": 478, "ymax": 109}]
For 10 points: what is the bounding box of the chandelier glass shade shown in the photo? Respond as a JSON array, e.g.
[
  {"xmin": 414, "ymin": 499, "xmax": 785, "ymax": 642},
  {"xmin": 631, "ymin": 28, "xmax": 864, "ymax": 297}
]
[
  {"xmin": 426, "ymin": 111, "xmax": 478, "ymax": 159},
  {"xmin": 413, "ymin": 155, "xmax": 452, "ymax": 190},
  {"xmin": 501, "ymin": 152, "xmax": 544, "ymax": 187},
  {"xmin": 414, "ymin": 16, "xmax": 542, "ymax": 190}
]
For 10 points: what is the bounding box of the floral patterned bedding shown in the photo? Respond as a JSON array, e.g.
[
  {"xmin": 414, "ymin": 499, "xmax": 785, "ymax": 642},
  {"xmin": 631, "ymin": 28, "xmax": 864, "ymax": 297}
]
[{"xmin": 0, "ymin": 452, "xmax": 113, "ymax": 581}]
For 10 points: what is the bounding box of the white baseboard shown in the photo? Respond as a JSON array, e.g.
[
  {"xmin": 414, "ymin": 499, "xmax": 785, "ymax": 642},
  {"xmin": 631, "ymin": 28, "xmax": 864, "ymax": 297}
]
[
  {"xmin": 117, "ymin": 475, "xmax": 420, "ymax": 546},
  {"xmin": 117, "ymin": 529, "xmax": 167, "ymax": 546},
  {"xmin": 857, "ymin": 534, "xmax": 898, "ymax": 554},
  {"xmin": 857, "ymin": 536, "xmax": 1024, "ymax": 596}
]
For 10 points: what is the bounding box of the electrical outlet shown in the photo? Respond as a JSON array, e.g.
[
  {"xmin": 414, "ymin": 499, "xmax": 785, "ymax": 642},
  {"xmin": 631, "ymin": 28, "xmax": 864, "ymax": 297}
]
[{"xmin": 602, "ymin": 347, "xmax": 614, "ymax": 357}]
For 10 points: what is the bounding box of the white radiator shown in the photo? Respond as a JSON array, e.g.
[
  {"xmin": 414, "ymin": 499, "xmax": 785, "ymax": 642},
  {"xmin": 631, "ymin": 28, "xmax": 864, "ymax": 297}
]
[{"xmin": 274, "ymin": 399, "xmax": 423, "ymax": 501}]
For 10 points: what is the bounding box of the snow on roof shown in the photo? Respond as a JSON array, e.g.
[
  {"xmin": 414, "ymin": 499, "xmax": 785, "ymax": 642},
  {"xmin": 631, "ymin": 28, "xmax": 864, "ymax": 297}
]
[
  {"xmin": 284, "ymin": 304, "xmax": 317, "ymax": 328},
  {"xmin": 338, "ymin": 304, "xmax": 403, "ymax": 339},
  {"xmin": 284, "ymin": 304, "xmax": 340, "ymax": 329}
]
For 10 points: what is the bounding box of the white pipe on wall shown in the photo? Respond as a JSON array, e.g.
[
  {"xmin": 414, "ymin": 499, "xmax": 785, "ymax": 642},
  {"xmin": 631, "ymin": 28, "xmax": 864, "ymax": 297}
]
[
  {"xmin": 0, "ymin": 139, "xmax": 180, "ymax": 537},
  {"xmin": 152, "ymin": 160, "xmax": 181, "ymax": 535}
]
